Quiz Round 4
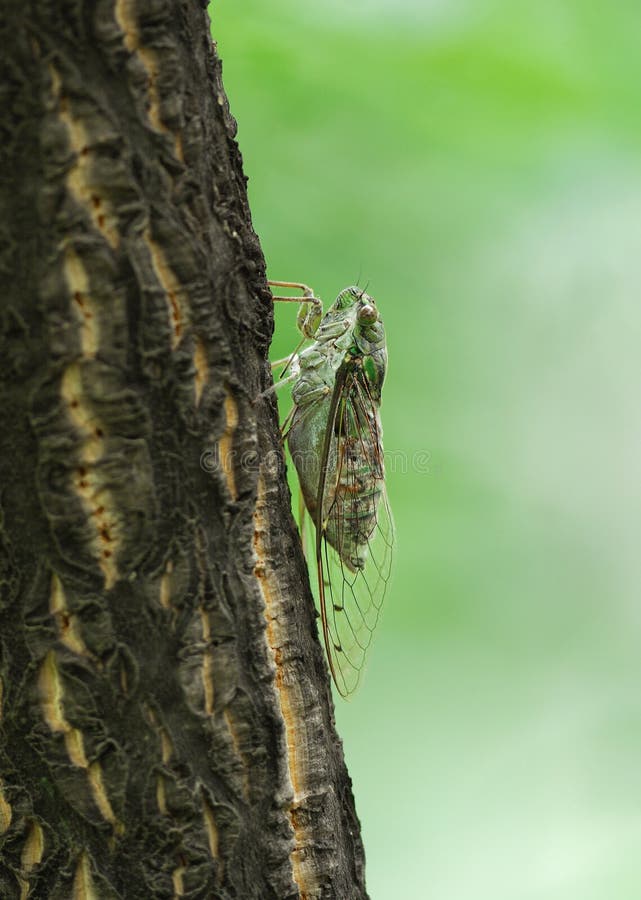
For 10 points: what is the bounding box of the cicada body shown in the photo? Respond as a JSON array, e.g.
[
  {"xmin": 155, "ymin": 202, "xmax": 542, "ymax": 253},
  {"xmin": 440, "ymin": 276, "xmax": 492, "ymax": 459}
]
[{"xmin": 271, "ymin": 284, "xmax": 394, "ymax": 696}]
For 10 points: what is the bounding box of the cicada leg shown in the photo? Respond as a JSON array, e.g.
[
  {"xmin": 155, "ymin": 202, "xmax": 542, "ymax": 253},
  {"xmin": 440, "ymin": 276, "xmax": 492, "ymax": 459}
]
[
  {"xmin": 282, "ymin": 402, "xmax": 298, "ymax": 434},
  {"xmin": 266, "ymin": 351, "xmax": 300, "ymax": 389},
  {"xmin": 270, "ymin": 355, "xmax": 290, "ymax": 369},
  {"xmin": 258, "ymin": 361, "xmax": 299, "ymax": 402},
  {"xmin": 267, "ymin": 280, "xmax": 323, "ymax": 340},
  {"xmin": 268, "ymin": 279, "xmax": 323, "ymax": 384}
]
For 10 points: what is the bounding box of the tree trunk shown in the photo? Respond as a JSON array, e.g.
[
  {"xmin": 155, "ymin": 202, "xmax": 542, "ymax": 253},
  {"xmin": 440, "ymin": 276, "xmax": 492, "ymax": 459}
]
[{"xmin": 0, "ymin": 2, "xmax": 367, "ymax": 897}]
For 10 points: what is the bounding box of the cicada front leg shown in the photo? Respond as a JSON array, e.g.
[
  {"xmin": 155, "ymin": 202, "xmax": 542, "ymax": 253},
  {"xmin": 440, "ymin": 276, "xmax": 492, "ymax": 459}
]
[{"xmin": 267, "ymin": 280, "xmax": 323, "ymax": 340}]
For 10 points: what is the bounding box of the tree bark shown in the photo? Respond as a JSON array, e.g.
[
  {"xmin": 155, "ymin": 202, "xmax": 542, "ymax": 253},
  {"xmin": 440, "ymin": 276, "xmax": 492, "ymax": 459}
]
[{"xmin": 0, "ymin": 2, "xmax": 367, "ymax": 897}]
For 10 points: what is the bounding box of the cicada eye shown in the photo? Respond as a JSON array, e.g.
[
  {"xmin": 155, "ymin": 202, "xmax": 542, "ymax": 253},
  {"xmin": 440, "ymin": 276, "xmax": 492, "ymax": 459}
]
[{"xmin": 357, "ymin": 304, "xmax": 378, "ymax": 324}]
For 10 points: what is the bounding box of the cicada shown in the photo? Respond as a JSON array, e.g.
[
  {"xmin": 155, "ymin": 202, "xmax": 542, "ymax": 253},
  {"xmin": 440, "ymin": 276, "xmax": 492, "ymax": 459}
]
[{"xmin": 269, "ymin": 281, "xmax": 394, "ymax": 696}]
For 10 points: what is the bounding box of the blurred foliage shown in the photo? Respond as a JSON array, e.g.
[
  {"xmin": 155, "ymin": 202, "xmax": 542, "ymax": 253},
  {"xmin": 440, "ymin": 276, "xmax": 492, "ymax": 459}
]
[{"xmin": 214, "ymin": 2, "xmax": 641, "ymax": 897}]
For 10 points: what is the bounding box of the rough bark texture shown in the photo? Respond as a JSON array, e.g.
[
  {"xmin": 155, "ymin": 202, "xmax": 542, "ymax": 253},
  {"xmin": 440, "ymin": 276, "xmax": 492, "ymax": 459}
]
[{"xmin": 0, "ymin": 1, "xmax": 367, "ymax": 897}]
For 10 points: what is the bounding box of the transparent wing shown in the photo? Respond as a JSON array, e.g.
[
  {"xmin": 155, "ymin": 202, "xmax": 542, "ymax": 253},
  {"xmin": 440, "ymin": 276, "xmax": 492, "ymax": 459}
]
[
  {"xmin": 316, "ymin": 488, "xmax": 394, "ymax": 697},
  {"xmin": 314, "ymin": 368, "xmax": 394, "ymax": 697}
]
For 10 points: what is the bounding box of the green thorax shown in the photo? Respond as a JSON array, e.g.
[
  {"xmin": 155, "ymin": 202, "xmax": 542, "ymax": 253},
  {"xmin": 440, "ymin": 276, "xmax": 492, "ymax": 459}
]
[{"xmin": 292, "ymin": 286, "xmax": 387, "ymax": 409}]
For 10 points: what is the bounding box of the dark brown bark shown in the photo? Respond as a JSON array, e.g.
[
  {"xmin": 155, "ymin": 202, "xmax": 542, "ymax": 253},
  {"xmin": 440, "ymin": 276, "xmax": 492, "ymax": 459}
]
[{"xmin": 0, "ymin": 1, "xmax": 367, "ymax": 897}]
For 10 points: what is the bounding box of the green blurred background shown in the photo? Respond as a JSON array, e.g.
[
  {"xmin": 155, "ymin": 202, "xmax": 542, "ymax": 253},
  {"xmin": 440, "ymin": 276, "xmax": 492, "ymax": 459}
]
[{"xmin": 214, "ymin": 2, "xmax": 640, "ymax": 896}]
